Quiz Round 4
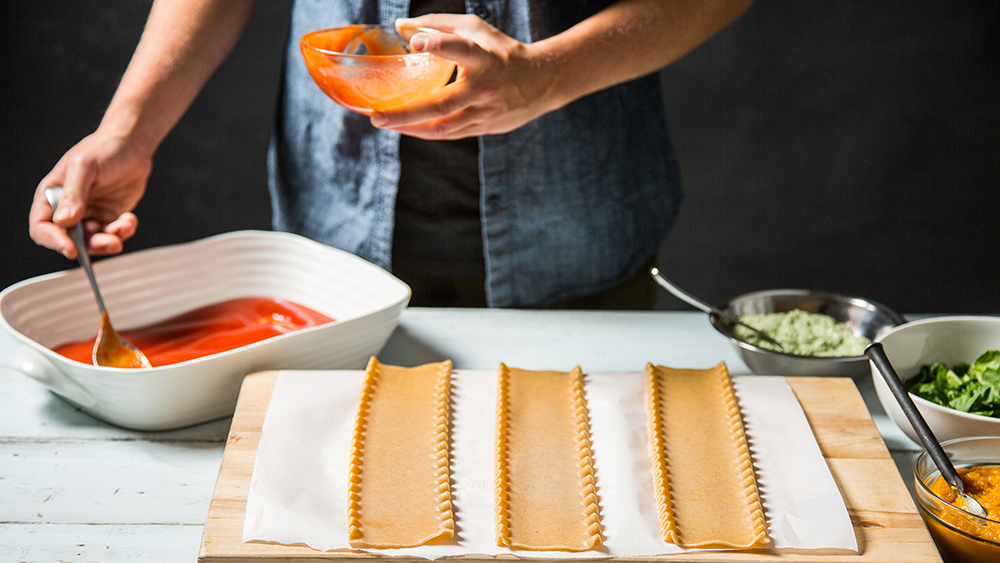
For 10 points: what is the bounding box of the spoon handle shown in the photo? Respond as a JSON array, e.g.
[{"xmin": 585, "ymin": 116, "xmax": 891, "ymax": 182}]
[
  {"xmin": 69, "ymin": 224, "xmax": 108, "ymax": 316},
  {"xmin": 650, "ymin": 268, "xmax": 716, "ymax": 316},
  {"xmin": 650, "ymin": 268, "xmax": 786, "ymax": 351},
  {"xmin": 865, "ymin": 342, "xmax": 964, "ymax": 489},
  {"xmin": 44, "ymin": 186, "xmax": 108, "ymax": 316}
]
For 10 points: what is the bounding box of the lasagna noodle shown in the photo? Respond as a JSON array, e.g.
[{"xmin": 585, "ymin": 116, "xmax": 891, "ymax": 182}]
[
  {"xmin": 347, "ymin": 357, "xmax": 454, "ymax": 548},
  {"xmin": 494, "ymin": 364, "xmax": 602, "ymax": 551},
  {"xmin": 644, "ymin": 362, "xmax": 769, "ymax": 549}
]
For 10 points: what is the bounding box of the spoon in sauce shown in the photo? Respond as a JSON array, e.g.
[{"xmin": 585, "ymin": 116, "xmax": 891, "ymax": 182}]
[
  {"xmin": 44, "ymin": 187, "xmax": 152, "ymax": 369},
  {"xmin": 866, "ymin": 342, "xmax": 988, "ymax": 518},
  {"xmin": 650, "ymin": 268, "xmax": 786, "ymax": 352}
]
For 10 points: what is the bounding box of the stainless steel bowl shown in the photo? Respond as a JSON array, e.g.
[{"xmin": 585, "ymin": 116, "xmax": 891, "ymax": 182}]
[{"xmin": 709, "ymin": 289, "xmax": 907, "ymax": 377}]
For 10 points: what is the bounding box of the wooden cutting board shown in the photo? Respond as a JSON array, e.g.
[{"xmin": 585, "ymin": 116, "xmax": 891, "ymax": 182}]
[{"xmin": 198, "ymin": 371, "xmax": 942, "ymax": 562}]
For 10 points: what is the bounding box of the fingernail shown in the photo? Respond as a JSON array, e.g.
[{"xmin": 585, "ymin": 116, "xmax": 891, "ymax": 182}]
[
  {"xmin": 410, "ymin": 34, "xmax": 427, "ymax": 51},
  {"xmin": 370, "ymin": 112, "xmax": 387, "ymax": 127},
  {"xmin": 53, "ymin": 207, "xmax": 69, "ymax": 222}
]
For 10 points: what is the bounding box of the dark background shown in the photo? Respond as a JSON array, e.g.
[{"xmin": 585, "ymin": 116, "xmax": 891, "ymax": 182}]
[{"xmin": 3, "ymin": 1, "xmax": 998, "ymax": 313}]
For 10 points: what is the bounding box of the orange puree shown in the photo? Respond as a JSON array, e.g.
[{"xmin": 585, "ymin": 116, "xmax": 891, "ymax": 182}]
[
  {"xmin": 929, "ymin": 465, "xmax": 1000, "ymax": 544},
  {"xmin": 53, "ymin": 297, "xmax": 334, "ymax": 367}
]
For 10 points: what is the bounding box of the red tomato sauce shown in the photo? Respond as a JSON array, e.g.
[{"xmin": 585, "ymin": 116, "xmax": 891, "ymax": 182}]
[{"xmin": 53, "ymin": 297, "xmax": 335, "ymax": 367}]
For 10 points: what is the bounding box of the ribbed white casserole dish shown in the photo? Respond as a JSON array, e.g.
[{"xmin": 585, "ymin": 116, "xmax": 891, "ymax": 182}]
[{"xmin": 0, "ymin": 230, "xmax": 410, "ymax": 430}]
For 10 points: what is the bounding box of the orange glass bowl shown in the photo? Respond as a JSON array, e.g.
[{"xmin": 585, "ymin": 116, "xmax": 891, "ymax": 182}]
[
  {"xmin": 300, "ymin": 25, "xmax": 455, "ymax": 114},
  {"xmin": 914, "ymin": 436, "xmax": 1000, "ymax": 563}
]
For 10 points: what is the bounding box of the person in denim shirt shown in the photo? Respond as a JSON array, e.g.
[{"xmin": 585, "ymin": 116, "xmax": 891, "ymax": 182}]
[{"xmin": 30, "ymin": 0, "xmax": 753, "ymax": 309}]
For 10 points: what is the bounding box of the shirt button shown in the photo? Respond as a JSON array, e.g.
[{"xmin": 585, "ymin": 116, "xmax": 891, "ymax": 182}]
[{"xmin": 472, "ymin": 2, "xmax": 491, "ymax": 19}]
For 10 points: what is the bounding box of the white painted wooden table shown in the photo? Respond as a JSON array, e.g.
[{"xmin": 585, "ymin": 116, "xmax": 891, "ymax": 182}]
[{"xmin": 0, "ymin": 308, "xmax": 922, "ymax": 562}]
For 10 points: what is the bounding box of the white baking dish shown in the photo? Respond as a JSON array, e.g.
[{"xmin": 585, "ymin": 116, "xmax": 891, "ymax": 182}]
[{"xmin": 0, "ymin": 230, "xmax": 410, "ymax": 431}]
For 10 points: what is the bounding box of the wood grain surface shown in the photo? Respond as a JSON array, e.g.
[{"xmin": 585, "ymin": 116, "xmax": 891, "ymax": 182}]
[{"xmin": 198, "ymin": 372, "xmax": 943, "ymax": 563}]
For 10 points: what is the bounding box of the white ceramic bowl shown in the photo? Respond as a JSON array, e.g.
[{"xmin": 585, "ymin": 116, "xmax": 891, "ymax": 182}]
[
  {"xmin": 0, "ymin": 230, "xmax": 410, "ymax": 431},
  {"xmin": 872, "ymin": 316, "xmax": 1000, "ymax": 444}
]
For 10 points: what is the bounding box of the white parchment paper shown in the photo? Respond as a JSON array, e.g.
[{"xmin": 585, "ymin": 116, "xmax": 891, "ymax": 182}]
[{"xmin": 243, "ymin": 370, "xmax": 857, "ymax": 557}]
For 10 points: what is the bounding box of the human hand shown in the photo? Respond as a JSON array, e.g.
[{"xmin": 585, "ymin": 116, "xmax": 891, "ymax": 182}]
[
  {"xmin": 372, "ymin": 14, "xmax": 555, "ymax": 139},
  {"xmin": 29, "ymin": 131, "xmax": 152, "ymax": 259}
]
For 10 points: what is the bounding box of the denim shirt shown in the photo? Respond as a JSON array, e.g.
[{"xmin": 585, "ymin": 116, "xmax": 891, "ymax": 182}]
[{"xmin": 268, "ymin": 0, "xmax": 683, "ymax": 308}]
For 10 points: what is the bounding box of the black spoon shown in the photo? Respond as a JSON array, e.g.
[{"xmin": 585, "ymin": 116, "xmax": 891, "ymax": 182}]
[{"xmin": 866, "ymin": 342, "xmax": 988, "ymax": 518}]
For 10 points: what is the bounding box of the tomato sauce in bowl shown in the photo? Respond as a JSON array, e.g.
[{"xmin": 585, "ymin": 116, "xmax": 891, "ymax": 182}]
[{"xmin": 54, "ymin": 297, "xmax": 334, "ymax": 367}]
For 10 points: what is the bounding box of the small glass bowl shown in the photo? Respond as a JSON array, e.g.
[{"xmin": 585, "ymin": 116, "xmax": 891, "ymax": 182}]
[
  {"xmin": 913, "ymin": 436, "xmax": 1000, "ymax": 563},
  {"xmin": 300, "ymin": 25, "xmax": 455, "ymax": 114}
]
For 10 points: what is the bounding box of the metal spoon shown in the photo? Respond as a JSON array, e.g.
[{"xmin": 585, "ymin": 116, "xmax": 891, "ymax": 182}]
[
  {"xmin": 866, "ymin": 342, "xmax": 988, "ymax": 518},
  {"xmin": 650, "ymin": 268, "xmax": 786, "ymax": 352},
  {"xmin": 44, "ymin": 187, "xmax": 151, "ymax": 369}
]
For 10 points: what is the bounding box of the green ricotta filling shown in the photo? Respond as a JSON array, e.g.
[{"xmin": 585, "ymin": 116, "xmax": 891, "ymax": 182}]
[{"xmin": 734, "ymin": 309, "xmax": 871, "ymax": 357}]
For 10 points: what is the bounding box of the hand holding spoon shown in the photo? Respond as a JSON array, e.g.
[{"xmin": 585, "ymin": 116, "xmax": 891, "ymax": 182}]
[
  {"xmin": 44, "ymin": 187, "xmax": 151, "ymax": 369},
  {"xmin": 866, "ymin": 342, "xmax": 988, "ymax": 518},
  {"xmin": 650, "ymin": 268, "xmax": 786, "ymax": 352}
]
